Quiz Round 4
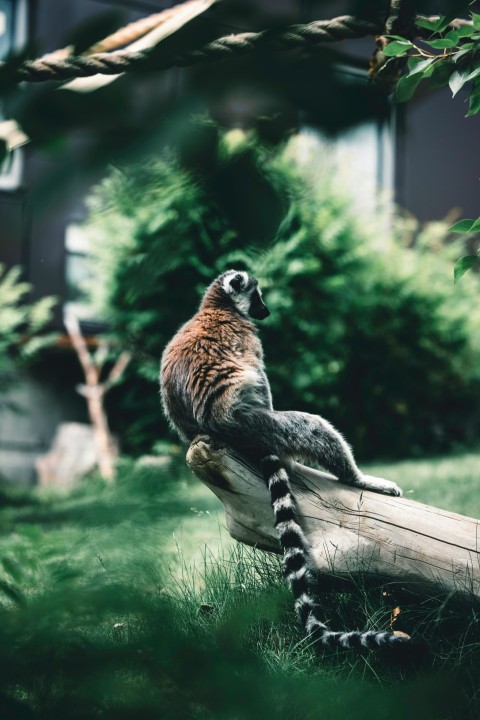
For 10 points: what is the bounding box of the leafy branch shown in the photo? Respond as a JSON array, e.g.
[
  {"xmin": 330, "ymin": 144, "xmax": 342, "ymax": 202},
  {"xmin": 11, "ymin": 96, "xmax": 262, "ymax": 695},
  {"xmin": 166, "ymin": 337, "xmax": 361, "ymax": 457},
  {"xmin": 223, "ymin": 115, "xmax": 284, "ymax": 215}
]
[
  {"xmin": 385, "ymin": 11, "xmax": 480, "ymax": 112},
  {"xmin": 449, "ymin": 219, "xmax": 480, "ymax": 283},
  {"xmin": 385, "ymin": 11, "xmax": 480, "ymax": 282}
]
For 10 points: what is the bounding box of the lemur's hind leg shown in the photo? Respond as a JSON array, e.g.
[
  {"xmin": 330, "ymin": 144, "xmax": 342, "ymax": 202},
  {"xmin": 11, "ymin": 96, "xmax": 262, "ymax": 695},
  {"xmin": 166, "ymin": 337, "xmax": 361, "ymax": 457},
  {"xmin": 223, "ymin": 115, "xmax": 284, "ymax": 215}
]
[
  {"xmin": 283, "ymin": 411, "xmax": 403, "ymax": 497},
  {"xmin": 219, "ymin": 408, "xmax": 402, "ymax": 497}
]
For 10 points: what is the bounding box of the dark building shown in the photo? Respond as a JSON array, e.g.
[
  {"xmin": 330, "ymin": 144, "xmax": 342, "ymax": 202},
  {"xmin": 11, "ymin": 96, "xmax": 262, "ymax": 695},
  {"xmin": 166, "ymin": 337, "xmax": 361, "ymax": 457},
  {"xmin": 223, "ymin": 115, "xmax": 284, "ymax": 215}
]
[{"xmin": 0, "ymin": 0, "xmax": 478, "ymax": 482}]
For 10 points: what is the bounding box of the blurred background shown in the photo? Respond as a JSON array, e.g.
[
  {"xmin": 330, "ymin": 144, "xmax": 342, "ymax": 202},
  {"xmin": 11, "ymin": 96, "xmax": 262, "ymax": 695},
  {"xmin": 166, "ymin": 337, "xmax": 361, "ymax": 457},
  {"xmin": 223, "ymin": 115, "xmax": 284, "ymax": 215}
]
[
  {"xmin": 1, "ymin": 0, "xmax": 479, "ymax": 485},
  {"xmin": 0, "ymin": 2, "xmax": 480, "ymax": 717}
]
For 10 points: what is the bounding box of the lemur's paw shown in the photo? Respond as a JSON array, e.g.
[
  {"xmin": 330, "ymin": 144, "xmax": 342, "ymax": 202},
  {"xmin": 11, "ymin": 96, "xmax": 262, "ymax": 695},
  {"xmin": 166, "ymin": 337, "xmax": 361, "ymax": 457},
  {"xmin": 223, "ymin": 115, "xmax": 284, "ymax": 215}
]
[
  {"xmin": 192, "ymin": 435, "xmax": 225, "ymax": 452},
  {"xmin": 385, "ymin": 482, "xmax": 403, "ymax": 498},
  {"xmin": 361, "ymin": 475, "xmax": 403, "ymax": 498}
]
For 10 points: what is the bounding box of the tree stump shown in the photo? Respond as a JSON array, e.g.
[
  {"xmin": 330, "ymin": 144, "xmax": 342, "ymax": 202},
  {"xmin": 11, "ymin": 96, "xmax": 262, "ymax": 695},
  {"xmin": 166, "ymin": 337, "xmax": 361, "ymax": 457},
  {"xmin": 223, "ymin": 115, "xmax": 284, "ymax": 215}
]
[{"xmin": 187, "ymin": 436, "xmax": 480, "ymax": 601}]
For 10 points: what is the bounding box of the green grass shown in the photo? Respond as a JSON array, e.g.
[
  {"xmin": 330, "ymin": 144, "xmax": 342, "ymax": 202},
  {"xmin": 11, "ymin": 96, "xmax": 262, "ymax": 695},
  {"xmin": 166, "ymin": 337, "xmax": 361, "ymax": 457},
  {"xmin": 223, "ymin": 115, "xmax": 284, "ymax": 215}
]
[
  {"xmin": 0, "ymin": 451, "xmax": 478, "ymax": 719},
  {"xmin": 367, "ymin": 451, "xmax": 480, "ymax": 519}
]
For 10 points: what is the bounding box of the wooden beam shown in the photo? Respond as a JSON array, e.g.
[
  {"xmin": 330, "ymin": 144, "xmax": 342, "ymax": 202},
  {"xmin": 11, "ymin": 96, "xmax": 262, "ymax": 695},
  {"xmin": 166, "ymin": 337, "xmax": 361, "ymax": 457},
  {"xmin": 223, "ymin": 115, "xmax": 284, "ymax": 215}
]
[{"xmin": 187, "ymin": 436, "xmax": 480, "ymax": 601}]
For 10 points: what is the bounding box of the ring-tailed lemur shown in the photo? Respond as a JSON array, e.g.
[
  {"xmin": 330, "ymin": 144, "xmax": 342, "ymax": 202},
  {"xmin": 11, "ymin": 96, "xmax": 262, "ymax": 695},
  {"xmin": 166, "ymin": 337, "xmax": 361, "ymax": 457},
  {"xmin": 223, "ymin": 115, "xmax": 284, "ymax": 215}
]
[{"xmin": 160, "ymin": 270, "xmax": 408, "ymax": 650}]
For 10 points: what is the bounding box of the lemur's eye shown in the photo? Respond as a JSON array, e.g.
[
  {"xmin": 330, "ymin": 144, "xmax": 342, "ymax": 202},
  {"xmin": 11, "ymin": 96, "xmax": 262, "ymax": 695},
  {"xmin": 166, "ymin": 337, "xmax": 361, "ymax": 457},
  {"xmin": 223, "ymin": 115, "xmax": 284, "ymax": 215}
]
[{"xmin": 229, "ymin": 274, "xmax": 244, "ymax": 293}]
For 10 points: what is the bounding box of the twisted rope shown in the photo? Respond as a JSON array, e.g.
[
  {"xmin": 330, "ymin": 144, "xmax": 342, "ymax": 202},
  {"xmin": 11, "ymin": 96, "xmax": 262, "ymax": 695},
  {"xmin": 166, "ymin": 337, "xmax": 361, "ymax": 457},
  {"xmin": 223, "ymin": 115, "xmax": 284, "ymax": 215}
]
[
  {"xmin": 385, "ymin": 0, "xmax": 417, "ymax": 37},
  {"xmin": 371, "ymin": 0, "xmax": 418, "ymax": 90},
  {"xmin": 16, "ymin": 16, "xmax": 382, "ymax": 83}
]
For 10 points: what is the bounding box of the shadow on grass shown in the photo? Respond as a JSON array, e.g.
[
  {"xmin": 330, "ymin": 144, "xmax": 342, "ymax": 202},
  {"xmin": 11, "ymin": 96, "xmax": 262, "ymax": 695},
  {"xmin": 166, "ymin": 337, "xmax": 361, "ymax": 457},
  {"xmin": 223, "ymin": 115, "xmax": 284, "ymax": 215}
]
[{"xmin": 0, "ymin": 547, "xmax": 478, "ymax": 720}]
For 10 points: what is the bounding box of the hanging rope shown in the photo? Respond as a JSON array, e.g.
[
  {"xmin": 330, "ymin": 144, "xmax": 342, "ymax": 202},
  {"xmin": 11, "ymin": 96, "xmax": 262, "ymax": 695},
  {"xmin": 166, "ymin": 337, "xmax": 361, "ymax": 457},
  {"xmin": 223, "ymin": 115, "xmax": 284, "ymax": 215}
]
[
  {"xmin": 16, "ymin": 16, "xmax": 382, "ymax": 83},
  {"xmin": 9, "ymin": 12, "xmax": 468, "ymax": 85},
  {"xmin": 385, "ymin": 0, "xmax": 417, "ymax": 37},
  {"xmin": 371, "ymin": 0, "xmax": 418, "ymax": 90}
]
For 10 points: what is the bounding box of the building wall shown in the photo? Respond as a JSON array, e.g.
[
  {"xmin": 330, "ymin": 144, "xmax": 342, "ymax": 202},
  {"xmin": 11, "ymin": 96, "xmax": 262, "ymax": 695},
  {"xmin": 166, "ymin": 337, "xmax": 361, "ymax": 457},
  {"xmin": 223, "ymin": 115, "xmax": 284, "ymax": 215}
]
[
  {"xmin": 396, "ymin": 88, "xmax": 480, "ymax": 222},
  {"xmin": 0, "ymin": 364, "xmax": 88, "ymax": 486}
]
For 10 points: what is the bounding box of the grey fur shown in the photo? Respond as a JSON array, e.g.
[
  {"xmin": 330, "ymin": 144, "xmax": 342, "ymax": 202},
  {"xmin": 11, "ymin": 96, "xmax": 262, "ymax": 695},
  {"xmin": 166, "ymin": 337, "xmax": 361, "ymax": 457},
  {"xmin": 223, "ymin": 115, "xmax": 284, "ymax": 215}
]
[
  {"xmin": 162, "ymin": 271, "xmax": 401, "ymax": 496},
  {"xmin": 160, "ymin": 271, "xmax": 408, "ymax": 651}
]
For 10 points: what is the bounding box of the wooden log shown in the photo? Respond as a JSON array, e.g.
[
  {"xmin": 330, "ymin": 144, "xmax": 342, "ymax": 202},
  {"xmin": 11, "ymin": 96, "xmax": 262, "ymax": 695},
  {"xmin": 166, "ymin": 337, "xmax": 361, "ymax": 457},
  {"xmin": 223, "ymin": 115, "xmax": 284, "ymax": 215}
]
[{"xmin": 187, "ymin": 436, "xmax": 480, "ymax": 601}]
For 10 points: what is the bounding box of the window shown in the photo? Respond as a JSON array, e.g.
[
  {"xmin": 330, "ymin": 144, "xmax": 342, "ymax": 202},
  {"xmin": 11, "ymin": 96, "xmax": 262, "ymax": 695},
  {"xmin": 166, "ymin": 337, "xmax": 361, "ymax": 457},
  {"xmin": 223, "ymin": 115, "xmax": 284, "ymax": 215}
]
[
  {"xmin": 0, "ymin": 0, "xmax": 27, "ymax": 190},
  {"xmin": 294, "ymin": 65, "xmax": 395, "ymax": 226},
  {"xmin": 64, "ymin": 221, "xmax": 96, "ymax": 321},
  {"xmin": 294, "ymin": 121, "xmax": 393, "ymax": 219}
]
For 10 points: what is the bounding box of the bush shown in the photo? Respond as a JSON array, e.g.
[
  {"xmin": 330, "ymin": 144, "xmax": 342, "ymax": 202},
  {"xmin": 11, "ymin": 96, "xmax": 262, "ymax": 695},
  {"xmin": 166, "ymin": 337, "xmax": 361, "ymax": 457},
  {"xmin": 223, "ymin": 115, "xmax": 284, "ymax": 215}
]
[
  {"xmin": 0, "ymin": 264, "xmax": 56, "ymax": 410},
  {"xmin": 85, "ymin": 125, "xmax": 480, "ymax": 460}
]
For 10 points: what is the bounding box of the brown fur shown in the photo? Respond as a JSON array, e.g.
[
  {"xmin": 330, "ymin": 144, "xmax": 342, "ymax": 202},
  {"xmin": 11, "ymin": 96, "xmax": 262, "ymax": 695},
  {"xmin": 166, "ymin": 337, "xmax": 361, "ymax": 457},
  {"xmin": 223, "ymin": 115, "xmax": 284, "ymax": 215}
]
[
  {"xmin": 161, "ymin": 271, "xmax": 402, "ymax": 494},
  {"xmin": 161, "ymin": 276, "xmax": 269, "ymax": 443}
]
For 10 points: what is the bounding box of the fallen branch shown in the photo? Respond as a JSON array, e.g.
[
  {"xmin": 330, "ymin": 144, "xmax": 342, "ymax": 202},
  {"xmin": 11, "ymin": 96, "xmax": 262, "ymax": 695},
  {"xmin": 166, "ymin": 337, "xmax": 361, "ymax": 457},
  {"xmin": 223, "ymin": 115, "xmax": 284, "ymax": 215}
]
[{"xmin": 187, "ymin": 436, "xmax": 480, "ymax": 601}]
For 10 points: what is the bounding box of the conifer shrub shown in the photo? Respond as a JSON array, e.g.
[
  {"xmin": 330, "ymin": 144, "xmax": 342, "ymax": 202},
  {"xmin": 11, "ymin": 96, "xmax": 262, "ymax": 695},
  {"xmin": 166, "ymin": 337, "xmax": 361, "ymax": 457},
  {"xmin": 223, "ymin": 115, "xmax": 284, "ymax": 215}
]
[
  {"xmin": 0, "ymin": 264, "xmax": 56, "ymax": 412},
  {"xmin": 85, "ymin": 125, "xmax": 480, "ymax": 459}
]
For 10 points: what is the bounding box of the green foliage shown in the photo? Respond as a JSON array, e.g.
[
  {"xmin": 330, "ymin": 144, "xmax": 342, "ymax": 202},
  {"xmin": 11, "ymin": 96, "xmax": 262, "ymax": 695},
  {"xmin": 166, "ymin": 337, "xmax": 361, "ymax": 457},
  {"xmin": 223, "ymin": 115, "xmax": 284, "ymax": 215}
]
[
  {"xmin": 0, "ymin": 455, "xmax": 479, "ymax": 718},
  {"xmin": 392, "ymin": 11, "xmax": 480, "ymax": 113},
  {"xmin": 0, "ymin": 264, "xmax": 56, "ymax": 407},
  {"xmin": 368, "ymin": 449, "xmax": 480, "ymax": 519},
  {"xmin": 454, "ymin": 255, "xmax": 479, "ymax": 283},
  {"xmin": 85, "ymin": 128, "xmax": 480, "ymax": 460},
  {"xmin": 449, "ymin": 218, "xmax": 480, "ymax": 233},
  {"xmin": 448, "ymin": 219, "xmax": 480, "ymax": 281},
  {"xmin": 382, "ymin": 39, "xmax": 414, "ymax": 56}
]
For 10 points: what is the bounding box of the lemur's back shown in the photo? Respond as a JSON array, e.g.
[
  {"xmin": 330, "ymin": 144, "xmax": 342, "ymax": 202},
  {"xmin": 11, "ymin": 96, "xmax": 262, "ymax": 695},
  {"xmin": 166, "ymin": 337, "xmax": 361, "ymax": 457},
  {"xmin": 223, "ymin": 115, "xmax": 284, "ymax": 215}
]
[{"xmin": 161, "ymin": 303, "xmax": 264, "ymax": 442}]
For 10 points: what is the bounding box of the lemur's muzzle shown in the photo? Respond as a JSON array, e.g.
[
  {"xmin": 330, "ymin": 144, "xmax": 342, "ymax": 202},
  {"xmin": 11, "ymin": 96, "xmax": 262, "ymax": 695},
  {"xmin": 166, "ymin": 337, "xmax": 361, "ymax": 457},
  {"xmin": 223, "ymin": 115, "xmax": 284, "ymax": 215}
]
[{"xmin": 249, "ymin": 293, "xmax": 270, "ymax": 320}]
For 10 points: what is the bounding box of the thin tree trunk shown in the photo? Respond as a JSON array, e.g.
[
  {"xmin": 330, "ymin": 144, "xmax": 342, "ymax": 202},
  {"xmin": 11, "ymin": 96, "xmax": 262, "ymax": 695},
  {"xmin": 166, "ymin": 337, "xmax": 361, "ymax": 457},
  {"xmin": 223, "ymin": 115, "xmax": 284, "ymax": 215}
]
[{"xmin": 63, "ymin": 310, "xmax": 130, "ymax": 482}]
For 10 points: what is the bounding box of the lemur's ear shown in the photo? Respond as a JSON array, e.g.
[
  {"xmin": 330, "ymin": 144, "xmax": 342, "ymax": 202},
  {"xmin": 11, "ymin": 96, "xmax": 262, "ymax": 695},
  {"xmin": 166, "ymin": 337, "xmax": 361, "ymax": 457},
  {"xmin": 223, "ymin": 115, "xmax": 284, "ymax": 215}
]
[{"xmin": 228, "ymin": 273, "xmax": 245, "ymax": 293}]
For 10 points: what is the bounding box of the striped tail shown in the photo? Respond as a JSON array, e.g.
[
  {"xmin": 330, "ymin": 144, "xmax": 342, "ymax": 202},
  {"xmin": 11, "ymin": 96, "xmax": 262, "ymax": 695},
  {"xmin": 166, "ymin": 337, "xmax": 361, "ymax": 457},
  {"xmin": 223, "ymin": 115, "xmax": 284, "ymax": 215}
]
[{"xmin": 260, "ymin": 455, "xmax": 411, "ymax": 650}]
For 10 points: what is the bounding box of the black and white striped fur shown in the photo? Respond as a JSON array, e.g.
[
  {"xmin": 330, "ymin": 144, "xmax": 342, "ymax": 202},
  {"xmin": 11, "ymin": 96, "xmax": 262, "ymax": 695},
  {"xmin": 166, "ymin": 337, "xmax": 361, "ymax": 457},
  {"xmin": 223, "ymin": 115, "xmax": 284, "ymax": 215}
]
[{"xmin": 261, "ymin": 455, "xmax": 410, "ymax": 650}]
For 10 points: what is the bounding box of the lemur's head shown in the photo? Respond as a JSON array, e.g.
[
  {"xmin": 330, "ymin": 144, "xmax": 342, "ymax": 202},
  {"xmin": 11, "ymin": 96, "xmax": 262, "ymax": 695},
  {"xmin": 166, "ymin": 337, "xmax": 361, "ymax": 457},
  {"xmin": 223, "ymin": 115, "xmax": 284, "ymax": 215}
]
[{"xmin": 221, "ymin": 270, "xmax": 270, "ymax": 320}]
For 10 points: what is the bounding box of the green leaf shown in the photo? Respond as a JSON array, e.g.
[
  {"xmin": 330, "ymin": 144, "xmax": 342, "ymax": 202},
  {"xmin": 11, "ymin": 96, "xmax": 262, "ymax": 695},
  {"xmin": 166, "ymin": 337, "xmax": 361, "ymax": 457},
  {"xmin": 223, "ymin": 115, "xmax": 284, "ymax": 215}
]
[
  {"xmin": 414, "ymin": 13, "xmax": 456, "ymax": 35},
  {"xmin": 433, "ymin": 14, "xmax": 447, "ymax": 32},
  {"xmin": 427, "ymin": 59, "xmax": 455, "ymax": 89},
  {"xmin": 396, "ymin": 59, "xmax": 438, "ymax": 102},
  {"xmin": 395, "ymin": 73, "xmax": 423, "ymax": 102},
  {"xmin": 407, "ymin": 56, "xmax": 423, "ymax": 70},
  {"xmin": 472, "ymin": 12, "xmax": 480, "ymax": 30},
  {"xmin": 449, "ymin": 68, "xmax": 470, "ymax": 97},
  {"xmin": 436, "ymin": 12, "xmax": 463, "ymax": 33},
  {"xmin": 464, "ymin": 66, "xmax": 480, "ymax": 83},
  {"xmin": 444, "ymin": 29, "xmax": 459, "ymax": 44},
  {"xmin": 416, "ymin": 17, "xmax": 439, "ymax": 31},
  {"xmin": 382, "ymin": 40, "xmax": 414, "ymax": 57},
  {"xmin": 454, "ymin": 255, "xmax": 479, "ymax": 283},
  {"xmin": 407, "ymin": 57, "xmax": 436, "ymax": 76},
  {"xmin": 449, "ymin": 219, "xmax": 477, "ymax": 233},
  {"xmin": 453, "ymin": 45, "xmax": 474, "ymax": 62},
  {"xmin": 467, "ymin": 76, "xmax": 480, "ymax": 115},
  {"xmin": 424, "ymin": 38, "xmax": 458, "ymax": 49},
  {"xmin": 457, "ymin": 24, "xmax": 475, "ymax": 38}
]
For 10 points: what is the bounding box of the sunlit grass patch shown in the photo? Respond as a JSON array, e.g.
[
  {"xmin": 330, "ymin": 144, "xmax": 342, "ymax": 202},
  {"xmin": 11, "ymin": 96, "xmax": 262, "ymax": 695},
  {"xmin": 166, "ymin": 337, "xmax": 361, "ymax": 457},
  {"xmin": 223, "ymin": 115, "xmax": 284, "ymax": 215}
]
[
  {"xmin": 366, "ymin": 450, "xmax": 480, "ymax": 518},
  {"xmin": 0, "ymin": 451, "xmax": 478, "ymax": 718}
]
